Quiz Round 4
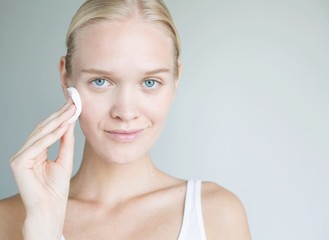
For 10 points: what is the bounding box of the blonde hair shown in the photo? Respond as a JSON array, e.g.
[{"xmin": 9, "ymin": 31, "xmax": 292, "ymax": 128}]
[{"xmin": 65, "ymin": 0, "xmax": 180, "ymax": 76}]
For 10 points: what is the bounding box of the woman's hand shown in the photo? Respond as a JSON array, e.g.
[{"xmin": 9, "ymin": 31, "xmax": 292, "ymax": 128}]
[{"xmin": 10, "ymin": 100, "xmax": 76, "ymax": 239}]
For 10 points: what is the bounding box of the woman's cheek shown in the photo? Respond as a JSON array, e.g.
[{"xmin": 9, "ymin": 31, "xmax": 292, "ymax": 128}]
[
  {"xmin": 149, "ymin": 92, "xmax": 174, "ymax": 122},
  {"xmin": 79, "ymin": 96, "xmax": 104, "ymax": 131}
]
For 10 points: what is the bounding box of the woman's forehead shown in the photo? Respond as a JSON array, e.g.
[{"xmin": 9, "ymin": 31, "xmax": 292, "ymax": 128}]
[{"xmin": 72, "ymin": 19, "xmax": 175, "ymax": 72}]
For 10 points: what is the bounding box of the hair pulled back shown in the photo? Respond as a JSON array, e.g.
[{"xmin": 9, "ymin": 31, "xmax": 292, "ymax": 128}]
[{"xmin": 65, "ymin": 0, "xmax": 180, "ymax": 76}]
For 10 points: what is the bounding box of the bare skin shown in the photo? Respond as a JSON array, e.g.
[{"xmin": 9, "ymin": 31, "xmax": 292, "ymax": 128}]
[
  {"xmin": 0, "ymin": 181, "xmax": 250, "ymax": 240},
  {"xmin": 0, "ymin": 17, "xmax": 251, "ymax": 240}
]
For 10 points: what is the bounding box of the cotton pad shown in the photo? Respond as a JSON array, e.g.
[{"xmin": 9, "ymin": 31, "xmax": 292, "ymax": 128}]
[{"xmin": 67, "ymin": 87, "xmax": 82, "ymax": 124}]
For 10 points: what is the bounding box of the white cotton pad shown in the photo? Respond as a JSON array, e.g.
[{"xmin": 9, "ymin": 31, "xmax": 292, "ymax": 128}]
[{"xmin": 67, "ymin": 87, "xmax": 82, "ymax": 124}]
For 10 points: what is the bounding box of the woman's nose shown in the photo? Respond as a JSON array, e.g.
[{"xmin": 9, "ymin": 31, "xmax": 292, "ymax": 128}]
[{"xmin": 110, "ymin": 87, "xmax": 140, "ymax": 122}]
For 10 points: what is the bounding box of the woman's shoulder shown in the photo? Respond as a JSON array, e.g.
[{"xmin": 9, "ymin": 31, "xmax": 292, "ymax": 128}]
[
  {"xmin": 0, "ymin": 194, "xmax": 25, "ymax": 239},
  {"xmin": 201, "ymin": 181, "xmax": 252, "ymax": 240}
]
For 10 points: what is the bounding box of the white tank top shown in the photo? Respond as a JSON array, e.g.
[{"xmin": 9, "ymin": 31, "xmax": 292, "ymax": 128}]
[
  {"xmin": 61, "ymin": 180, "xmax": 206, "ymax": 240},
  {"xmin": 178, "ymin": 179, "xmax": 207, "ymax": 240}
]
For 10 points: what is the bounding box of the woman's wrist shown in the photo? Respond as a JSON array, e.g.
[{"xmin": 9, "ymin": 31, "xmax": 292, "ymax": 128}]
[{"xmin": 23, "ymin": 207, "xmax": 66, "ymax": 240}]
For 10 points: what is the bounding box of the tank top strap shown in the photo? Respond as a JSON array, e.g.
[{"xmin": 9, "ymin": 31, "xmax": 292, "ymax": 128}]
[{"xmin": 177, "ymin": 180, "xmax": 206, "ymax": 240}]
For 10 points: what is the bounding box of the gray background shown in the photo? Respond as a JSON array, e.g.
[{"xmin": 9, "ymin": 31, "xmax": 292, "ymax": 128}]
[{"xmin": 1, "ymin": 0, "xmax": 328, "ymax": 239}]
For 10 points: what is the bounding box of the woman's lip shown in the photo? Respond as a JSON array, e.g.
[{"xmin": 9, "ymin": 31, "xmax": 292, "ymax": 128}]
[
  {"xmin": 108, "ymin": 129, "xmax": 144, "ymax": 134},
  {"xmin": 105, "ymin": 129, "xmax": 145, "ymax": 142}
]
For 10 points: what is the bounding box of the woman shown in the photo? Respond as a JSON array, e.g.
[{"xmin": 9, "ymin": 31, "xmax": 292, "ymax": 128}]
[{"xmin": 0, "ymin": 0, "xmax": 251, "ymax": 239}]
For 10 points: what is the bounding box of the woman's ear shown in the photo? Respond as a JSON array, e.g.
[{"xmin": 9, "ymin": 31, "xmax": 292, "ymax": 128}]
[
  {"xmin": 175, "ymin": 59, "xmax": 182, "ymax": 90},
  {"xmin": 59, "ymin": 56, "xmax": 71, "ymax": 99}
]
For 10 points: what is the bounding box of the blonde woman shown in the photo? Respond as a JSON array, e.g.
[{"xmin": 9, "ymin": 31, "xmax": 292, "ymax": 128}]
[{"xmin": 0, "ymin": 0, "xmax": 251, "ymax": 239}]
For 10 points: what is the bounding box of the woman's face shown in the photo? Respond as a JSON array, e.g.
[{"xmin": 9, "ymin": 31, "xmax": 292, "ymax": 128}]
[{"xmin": 68, "ymin": 18, "xmax": 180, "ymax": 164}]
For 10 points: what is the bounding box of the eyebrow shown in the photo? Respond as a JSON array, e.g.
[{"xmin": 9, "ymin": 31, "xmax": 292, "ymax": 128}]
[
  {"xmin": 145, "ymin": 68, "xmax": 170, "ymax": 75},
  {"xmin": 81, "ymin": 68, "xmax": 170, "ymax": 76},
  {"xmin": 81, "ymin": 68, "xmax": 113, "ymax": 75}
]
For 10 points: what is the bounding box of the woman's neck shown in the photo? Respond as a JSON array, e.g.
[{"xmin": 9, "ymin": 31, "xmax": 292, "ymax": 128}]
[{"xmin": 68, "ymin": 143, "xmax": 166, "ymax": 206}]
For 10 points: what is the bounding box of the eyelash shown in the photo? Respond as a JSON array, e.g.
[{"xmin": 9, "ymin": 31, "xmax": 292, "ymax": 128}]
[
  {"xmin": 90, "ymin": 78, "xmax": 111, "ymax": 88},
  {"xmin": 142, "ymin": 79, "xmax": 161, "ymax": 90},
  {"xmin": 89, "ymin": 78, "xmax": 162, "ymax": 90}
]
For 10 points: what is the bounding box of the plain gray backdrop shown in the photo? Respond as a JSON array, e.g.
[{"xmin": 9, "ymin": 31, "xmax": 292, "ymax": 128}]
[{"xmin": 1, "ymin": 0, "xmax": 328, "ymax": 239}]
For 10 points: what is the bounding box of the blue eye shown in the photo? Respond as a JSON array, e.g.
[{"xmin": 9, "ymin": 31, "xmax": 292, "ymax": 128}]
[
  {"xmin": 91, "ymin": 78, "xmax": 110, "ymax": 88},
  {"xmin": 143, "ymin": 79, "xmax": 159, "ymax": 89}
]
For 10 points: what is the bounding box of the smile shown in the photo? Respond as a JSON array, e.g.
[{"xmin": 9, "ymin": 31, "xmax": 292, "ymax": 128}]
[{"xmin": 105, "ymin": 129, "xmax": 145, "ymax": 143}]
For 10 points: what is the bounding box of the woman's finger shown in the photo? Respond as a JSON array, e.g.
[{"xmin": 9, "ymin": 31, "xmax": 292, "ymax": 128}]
[
  {"xmin": 11, "ymin": 122, "xmax": 70, "ymax": 170},
  {"xmin": 24, "ymin": 100, "xmax": 72, "ymax": 141},
  {"xmin": 21, "ymin": 100, "xmax": 73, "ymax": 148},
  {"xmin": 32, "ymin": 149, "xmax": 48, "ymax": 168},
  {"xmin": 13, "ymin": 100, "xmax": 73, "ymax": 159},
  {"xmin": 34, "ymin": 98, "xmax": 73, "ymax": 131},
  {"xmin": 27, "ymin": 104, "xmax": 75, "ymax": 146},
  {"xmin": 56, "ymin": 122, "xmax": 75, "ymax": 173},
  {"xmin": 28, "ymin": 100, "xmax": 74, "ymax": 141},
  {"xmin": 14, "ymin": 103, "xmax": 76, "ymax": 158}
]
